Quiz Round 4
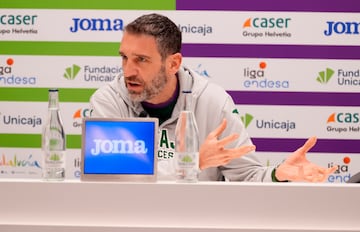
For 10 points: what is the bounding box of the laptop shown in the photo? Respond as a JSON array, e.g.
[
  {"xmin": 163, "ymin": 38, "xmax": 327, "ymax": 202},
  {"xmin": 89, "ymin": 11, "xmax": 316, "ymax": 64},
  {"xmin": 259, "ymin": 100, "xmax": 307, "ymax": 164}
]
[{"xmin": 80, "ymin": 117, "xmax": 158, "ymax": 182}]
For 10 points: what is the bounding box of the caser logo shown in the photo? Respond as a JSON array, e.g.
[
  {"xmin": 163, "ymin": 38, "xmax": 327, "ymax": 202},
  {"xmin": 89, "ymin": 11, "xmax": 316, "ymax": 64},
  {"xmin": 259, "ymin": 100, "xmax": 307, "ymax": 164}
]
[
  {"xmin": 326, "ymin": 112, "xmax": 360, "ymax": 133},
  {"xmin": 316, "ymin": 68, "xmax": 334, "ymax": 84},
  {"xmin": 324, "ymin": 21, "xmax": 360, "ymax": 36},
  {"xmin": 73, "ymin": 108, "xmax": 93, "ymax": 119},
  {"xmin": 242, "ymin": 17, "xmax": 292, "ymax": 39},
  {"xmin": 64, "ymin": 64, "xmax": 81, "ymax": 80},
  {"xmin": 243, "ymin": 17, "xmax": 291, "ymax": 29},
  {"xmin": 327, "ymin": 112, "xmax": 359, "ymax": 124},
  {"xmin": 73, "ymin": 108, "xmax": 93, "ymax": 128},
  {"xmin": 70, "ymin": 18, "xmax": 124, "ymax": 33}
]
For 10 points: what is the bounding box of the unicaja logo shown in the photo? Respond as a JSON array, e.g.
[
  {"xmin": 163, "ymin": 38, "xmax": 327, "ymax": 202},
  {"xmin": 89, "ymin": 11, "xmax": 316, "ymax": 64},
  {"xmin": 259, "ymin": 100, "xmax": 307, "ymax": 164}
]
[
  {"xmin": 233, "ymin": 109, "xmax": 254, "ymax": 128},
  {"xmin": 239, "ymin": 112, "xmax": 296, "ymax": 131},
  {"xmin": 316, "ymin": 68, "xmax": 334, "ymax": 84},
  {"xmin": 90, "ymin": 139, "xmax": 148, "ymax": 156},
  {"xmin": 64, "ymin": 64, "xmax": 81, "ymax": 80},
  {"xmin": 240, "ymin": 113, "xmax": 254, "ymax": 128}
]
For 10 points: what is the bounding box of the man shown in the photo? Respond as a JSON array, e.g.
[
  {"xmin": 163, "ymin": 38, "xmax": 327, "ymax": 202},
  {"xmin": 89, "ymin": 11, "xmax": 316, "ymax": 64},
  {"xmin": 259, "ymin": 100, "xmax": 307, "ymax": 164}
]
[{"xmin": 90, "ymin": 13, "xmax": 337, "ymax": 182}]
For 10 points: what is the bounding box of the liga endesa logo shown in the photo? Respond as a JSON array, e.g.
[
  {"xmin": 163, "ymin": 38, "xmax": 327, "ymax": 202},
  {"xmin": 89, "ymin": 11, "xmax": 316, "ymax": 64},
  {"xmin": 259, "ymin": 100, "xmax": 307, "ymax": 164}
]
[
  {"xmin": 327, "ymin": 156, "xmax": 351, "ymax": 183},
  {"xmin": 242, "ymin": 61, "xmax": 290, "ymax": 89},
  {"xmin": 0, "ymin": 58, "xmax": 13, "ymax": 75},
  {"xmin": 0, "ymin": 58, "xmax": 36, "ymax": 85}
]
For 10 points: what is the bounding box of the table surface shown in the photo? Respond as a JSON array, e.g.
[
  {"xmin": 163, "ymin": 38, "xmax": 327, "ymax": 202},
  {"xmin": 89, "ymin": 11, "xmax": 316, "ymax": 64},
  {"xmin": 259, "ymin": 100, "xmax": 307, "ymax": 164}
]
[{"xmin": 0, "ymin": 179, "xmax": 359, "ymax": 232}]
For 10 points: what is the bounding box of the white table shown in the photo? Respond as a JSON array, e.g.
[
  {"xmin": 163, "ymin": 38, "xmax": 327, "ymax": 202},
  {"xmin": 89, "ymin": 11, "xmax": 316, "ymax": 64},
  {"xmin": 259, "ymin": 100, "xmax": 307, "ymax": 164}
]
[{"xmin": 0, "ymin": 179, "xmax": 359, "ymax": 232}]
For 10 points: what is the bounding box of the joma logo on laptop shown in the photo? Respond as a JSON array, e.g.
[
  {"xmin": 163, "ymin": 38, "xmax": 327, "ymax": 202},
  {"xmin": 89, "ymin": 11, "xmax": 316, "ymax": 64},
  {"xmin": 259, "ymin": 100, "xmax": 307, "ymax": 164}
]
[{"xmin": 90, "ymin": 139, "xmax": 148, "ymax": 155}]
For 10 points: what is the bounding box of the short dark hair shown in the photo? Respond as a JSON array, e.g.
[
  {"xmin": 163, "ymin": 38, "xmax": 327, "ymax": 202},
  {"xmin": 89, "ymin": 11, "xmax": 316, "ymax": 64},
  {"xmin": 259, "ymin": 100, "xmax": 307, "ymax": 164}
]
[{"xmin": 124, "ymin": 13, "xmax": 182, "ymax": 59}]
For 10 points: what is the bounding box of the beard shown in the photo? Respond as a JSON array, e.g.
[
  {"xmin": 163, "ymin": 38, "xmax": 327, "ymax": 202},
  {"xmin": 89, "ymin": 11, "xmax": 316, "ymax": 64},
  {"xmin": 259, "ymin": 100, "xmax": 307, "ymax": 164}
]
[{"xmin": 125, "ymin": 64, "xmax": 168, "ymax": 103}]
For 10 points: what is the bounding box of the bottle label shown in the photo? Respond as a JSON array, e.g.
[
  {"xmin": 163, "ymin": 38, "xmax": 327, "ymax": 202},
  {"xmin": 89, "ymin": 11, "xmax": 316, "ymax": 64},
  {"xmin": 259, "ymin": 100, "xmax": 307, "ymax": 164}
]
[
  {"xmin": 44, "ymin": 150, "xmax": 65, "ymax": 168},
  {"xmin": 176, "ymin": 152, "xmax": 198, "ymax": 167},
  {"xmin": 175, "ymin": 152, "xmax": 199, "ymax": 182}
]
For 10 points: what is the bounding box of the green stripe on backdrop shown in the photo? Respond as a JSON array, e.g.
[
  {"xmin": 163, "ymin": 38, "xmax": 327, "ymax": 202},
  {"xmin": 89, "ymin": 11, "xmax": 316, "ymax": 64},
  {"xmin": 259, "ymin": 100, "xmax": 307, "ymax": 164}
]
[
  {"xmin": 1, "ymin": 41, "xmax": 120, "ymax": 56},
  {"xmin": 0, "ymin": 87, "xmax": 97, "ymax": 102},
  {"xmin": 0, "ymin": 0, "xmax": 175, "ymax": 10},
  {"xmin": 0, "ymin": 134, "xmax": 82, "ymax": 149}
]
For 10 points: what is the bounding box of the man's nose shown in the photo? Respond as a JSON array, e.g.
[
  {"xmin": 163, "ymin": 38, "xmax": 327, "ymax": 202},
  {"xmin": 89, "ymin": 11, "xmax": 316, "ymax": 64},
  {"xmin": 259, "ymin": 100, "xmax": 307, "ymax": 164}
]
[{"xmin": 122, "ymin": 60, "xmax": 138, "ymax": 77}]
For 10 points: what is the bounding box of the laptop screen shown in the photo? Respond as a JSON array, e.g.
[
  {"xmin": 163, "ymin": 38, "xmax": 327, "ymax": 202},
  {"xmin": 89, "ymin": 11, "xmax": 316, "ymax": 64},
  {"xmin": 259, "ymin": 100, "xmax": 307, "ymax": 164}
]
[{"xmin": 81, "ymin": 117, "xmax": 158, "ymax": 182}]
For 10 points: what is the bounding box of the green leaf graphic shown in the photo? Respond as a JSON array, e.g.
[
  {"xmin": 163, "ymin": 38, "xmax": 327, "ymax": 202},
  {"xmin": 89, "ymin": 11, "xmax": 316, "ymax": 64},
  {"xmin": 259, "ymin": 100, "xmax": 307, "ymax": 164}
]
[
  {"xmin": 240, "ymin": 113, "xmax": 254, "ymax": 128},
  {"xmin": 316, "ymin": 68, "xmax": 334, "ymax": 84},
  {"xmin": 181, "ymin": 155, "xmax": 193, "ymax": 163},
  {"xmin": 64, "ymin": 64, "xmax": 81, "ymax": 80},
  {"xmin": 50, "ymin": 153, "xmax": 61, "ymax": 161}
]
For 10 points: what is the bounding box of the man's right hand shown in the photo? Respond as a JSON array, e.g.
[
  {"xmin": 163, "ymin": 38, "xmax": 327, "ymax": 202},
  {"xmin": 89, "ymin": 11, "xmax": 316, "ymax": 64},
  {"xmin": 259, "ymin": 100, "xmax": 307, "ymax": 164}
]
[{"xmin": 199, "ymin": 118, "xmax": 256, "ymax": 170}]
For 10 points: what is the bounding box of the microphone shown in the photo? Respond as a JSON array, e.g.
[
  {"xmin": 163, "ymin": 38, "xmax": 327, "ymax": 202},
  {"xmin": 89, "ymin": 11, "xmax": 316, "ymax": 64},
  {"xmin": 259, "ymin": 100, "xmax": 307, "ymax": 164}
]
[{"xmin": 139, "ymin": 111, "xmax": 148, "ymax": 117}]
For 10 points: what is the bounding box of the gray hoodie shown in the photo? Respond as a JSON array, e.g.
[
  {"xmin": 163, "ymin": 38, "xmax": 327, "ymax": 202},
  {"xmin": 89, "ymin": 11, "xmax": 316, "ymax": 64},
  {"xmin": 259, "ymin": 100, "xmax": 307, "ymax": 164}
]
[{"xmin": 90, "ymin": 66, "xmax": 273, "ymax": 181}]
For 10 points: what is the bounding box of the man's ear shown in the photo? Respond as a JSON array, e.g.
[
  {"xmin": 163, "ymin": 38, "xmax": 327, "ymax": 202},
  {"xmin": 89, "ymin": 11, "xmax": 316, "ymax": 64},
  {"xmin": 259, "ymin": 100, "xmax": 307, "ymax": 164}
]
[{"xmin": 167, "ymin": 52, "xmax": 182, "ymax": 75}]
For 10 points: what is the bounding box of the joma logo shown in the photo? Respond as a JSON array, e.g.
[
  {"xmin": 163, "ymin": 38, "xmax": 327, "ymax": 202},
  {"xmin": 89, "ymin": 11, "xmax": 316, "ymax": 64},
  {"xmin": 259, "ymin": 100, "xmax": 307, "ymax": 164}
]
[{"xmin": 90, "ymin": 139, "xmax": 148, "ymax": 155}]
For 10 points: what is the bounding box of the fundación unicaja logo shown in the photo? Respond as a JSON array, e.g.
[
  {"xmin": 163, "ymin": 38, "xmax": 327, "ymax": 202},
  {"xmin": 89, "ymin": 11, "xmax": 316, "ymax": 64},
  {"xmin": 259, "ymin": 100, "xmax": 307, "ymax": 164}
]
[
  {"xmin": 316, "ymin": 68, "xmax": 334, "ymax": 84},
  {"xmin": 63, "ymin": 64, "xmax": 81, "ymax": 80}
]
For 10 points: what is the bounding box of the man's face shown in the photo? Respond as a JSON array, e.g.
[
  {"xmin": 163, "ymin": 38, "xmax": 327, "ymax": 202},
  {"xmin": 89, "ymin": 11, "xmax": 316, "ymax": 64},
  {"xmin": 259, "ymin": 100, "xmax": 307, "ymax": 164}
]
[{"xmin": 119, "ymin": 32, "xmax": 169, "ymax": 103}]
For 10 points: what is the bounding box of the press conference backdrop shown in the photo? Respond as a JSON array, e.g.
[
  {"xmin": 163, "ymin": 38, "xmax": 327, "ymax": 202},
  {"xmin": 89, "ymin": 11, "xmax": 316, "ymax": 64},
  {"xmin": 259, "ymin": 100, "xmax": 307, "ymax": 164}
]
[{"xmin": 0, "ymin": 0, "xmax": 359, "ymax": 182}]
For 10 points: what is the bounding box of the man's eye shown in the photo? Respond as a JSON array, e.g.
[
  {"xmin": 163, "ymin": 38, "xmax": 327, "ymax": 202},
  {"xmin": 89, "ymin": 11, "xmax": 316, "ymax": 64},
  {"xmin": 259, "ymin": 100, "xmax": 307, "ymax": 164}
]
[{"xmin": 137, "ymin": 57, "xmax": 147, "ymax": 62}]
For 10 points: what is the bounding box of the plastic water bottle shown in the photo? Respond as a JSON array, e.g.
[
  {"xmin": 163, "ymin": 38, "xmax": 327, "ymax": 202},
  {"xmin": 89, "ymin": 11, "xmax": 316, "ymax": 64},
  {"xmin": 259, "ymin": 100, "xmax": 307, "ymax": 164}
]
[
  {"xmin": 174, "ymin": 90, "xmax": 200, "ymax": 182},
  {"xmin": 42, "ymin": 89, "xmax": 66, "ymax": 180}
]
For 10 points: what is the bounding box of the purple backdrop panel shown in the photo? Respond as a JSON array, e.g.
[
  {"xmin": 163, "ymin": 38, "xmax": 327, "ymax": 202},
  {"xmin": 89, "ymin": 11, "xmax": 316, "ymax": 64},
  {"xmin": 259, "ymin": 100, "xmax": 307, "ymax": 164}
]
[
  {"xmin": 176, "ymin": 0, "xmax": 360, "ymax": 13},
  {"xmin": 252, "ymin": 137, "xmax": 360, "ymax": 153},
  {"xmin": 227, "ymin": 91, "xmax": 360, "ymax": 107},
  {"xmin": 182, "ymin": 44, "xmax": 360, "ymax": 60}
]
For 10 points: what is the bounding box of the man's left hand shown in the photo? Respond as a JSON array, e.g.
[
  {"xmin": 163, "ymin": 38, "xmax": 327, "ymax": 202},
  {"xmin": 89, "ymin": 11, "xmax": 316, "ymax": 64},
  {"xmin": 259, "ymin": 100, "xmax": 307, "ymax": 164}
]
[{"xmin": 275, "ymin": 137, "xmax": 338, "ymax": 182}]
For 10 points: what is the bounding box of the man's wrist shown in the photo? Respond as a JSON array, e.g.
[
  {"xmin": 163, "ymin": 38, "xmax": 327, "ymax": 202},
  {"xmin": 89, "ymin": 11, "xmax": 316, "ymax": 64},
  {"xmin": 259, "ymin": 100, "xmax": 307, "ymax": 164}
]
[{"xmin": 271, "ymin": 167, "xmax": 289, "ymax": 182}]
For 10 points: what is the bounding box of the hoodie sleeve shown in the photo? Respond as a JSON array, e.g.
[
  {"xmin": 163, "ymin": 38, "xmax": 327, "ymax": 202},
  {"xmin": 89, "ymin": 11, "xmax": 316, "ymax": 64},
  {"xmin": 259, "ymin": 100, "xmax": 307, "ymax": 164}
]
[
  {"xmin": 195, "ymin": 80, "xmax": 274, "ymax": 182},
  {"xmin": 218, "ymin": 95, "xmax": 274, "ymax": 182}
]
